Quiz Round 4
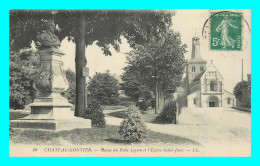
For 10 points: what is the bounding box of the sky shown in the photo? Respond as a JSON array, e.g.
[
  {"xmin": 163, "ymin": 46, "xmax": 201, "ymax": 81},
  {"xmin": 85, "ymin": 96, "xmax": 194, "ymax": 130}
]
[{"xmin": 58, "ymin": 10, "xmax": 251, "ymax": 93}]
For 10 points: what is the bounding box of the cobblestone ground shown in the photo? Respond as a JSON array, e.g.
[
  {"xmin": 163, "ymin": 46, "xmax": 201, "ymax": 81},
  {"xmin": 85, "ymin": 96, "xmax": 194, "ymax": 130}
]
[{"xmin": 104, "ymin": 107, "xmax": 251, "ymax": 156}]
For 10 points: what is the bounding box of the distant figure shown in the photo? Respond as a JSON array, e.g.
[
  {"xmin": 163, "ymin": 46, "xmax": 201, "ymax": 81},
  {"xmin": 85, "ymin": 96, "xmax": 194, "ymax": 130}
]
[
  {"xmin": 36, "ymin": 20, "xmax": 60, "ymax": 48},
  {"xmin": 216, "ymin": 15, "xmax": 238, "ymax": 48}
]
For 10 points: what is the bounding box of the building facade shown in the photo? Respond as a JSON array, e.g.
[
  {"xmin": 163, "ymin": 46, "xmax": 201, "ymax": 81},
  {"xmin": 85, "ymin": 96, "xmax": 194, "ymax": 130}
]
[{"xmin": 176, "ymin": 37, "xmax": 235, "ymax": 108}]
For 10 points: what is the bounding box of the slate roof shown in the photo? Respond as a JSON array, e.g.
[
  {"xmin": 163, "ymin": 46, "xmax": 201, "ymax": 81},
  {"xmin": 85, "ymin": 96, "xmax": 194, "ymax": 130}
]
[
  {"xmin": 193, "ymin": 70, "xmax": 206, "ymax": 81},
  {"xmin": 224, "ymin": 90, "xmax": 234, "ymax": 95}
]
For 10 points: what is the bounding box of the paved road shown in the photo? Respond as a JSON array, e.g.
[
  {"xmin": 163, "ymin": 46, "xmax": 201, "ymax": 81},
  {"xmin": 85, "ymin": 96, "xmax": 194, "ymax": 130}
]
[{"xmin": 104, "ymin": 107, "xmax": 251, "ymax": 156}]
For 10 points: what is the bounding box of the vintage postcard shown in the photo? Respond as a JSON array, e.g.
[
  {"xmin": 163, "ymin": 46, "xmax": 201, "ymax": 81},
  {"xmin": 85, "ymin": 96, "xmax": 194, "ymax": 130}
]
[{"xmin": 9, "ymin": 9, "xmax": 251, "ymax": 157}]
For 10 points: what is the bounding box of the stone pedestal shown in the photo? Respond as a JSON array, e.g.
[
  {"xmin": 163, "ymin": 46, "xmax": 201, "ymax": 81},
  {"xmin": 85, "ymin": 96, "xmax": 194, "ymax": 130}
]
[{"xmin": 11, "ymin": 48, "xmax": 91, "ymax": 130}]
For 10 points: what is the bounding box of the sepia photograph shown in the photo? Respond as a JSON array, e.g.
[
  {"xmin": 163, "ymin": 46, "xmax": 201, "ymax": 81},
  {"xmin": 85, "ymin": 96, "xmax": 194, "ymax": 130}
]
[{"xmin": 9, "ymin": 9, "xmax": 251, "ymax": 157}]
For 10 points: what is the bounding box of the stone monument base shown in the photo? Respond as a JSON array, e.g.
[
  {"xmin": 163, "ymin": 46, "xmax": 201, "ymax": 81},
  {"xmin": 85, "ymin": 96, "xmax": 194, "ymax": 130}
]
[
  {"xmin": 11, "ymin": 95, "xmax": 91, "ymax": 130},
  {"xmin": 11, "ymin": 118, "xmax": 91, "ymax": 131}
]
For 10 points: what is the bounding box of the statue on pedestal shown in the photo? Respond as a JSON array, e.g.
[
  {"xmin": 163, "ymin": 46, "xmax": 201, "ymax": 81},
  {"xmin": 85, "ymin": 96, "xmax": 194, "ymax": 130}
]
[
  {"xmin": 11, "ymin": 20, "xmax": 91, "ymax": 130},
  {"xmin": 33, "ymin": 20, "xmax": 67, "ymax": 96},
  {"xmin": 36, "ymin": 20, "xmax": 60, "ymax": 48}
]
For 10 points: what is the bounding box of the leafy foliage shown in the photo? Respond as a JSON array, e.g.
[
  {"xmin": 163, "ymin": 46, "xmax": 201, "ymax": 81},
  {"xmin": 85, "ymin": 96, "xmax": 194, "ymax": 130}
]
[
  {"xmin": 136, "ymin": 100, "xmax": 152, "ymax": 111},
  {"xmin": 121, "ymin": 68, "xmax": 153, "ymax": 102},
  {"xmin": 119, "ymin": 105, "xmax": 148, "ymax": 142},
  {"xmin": 9, "ymin": 49, "xmax": 40, "ymax": 109},
  {"xmin": 124, "ymin": 30, "xmax": 187, "ymax": 112},
  {"xmin": 159, "ymin": 100, "xmax": 178, "ymax": 123},
  {"xmin": 88, "ymin": 72, "xmax": 120, "ymax": 105},
  {"xmin": 10, "ymin": 10, "xmax": 55, "ymax": 51},
  {"xmin": 10, "ymin": 10, "xmax": 175, "ymax": 116},
  {"xmin": 61, "ymin": 69, "xmax": 76, "ymax": 105},
  {"xmin": 10, "ymin": 10, "xmax": 174, "ymax": 54},
  {"xmin": 233, "ymin": 81, "xmax": 249, "ymax": 101},
  {"xmin": 9, "ymin": 122, "xmax": 14, "ymax": 138},
  {"xmin": 176, "ymin": 97, "xmax": 183, "ymax": 115},
  {"xmin": 126, "ymin": 30, "xmax": 186, "ymax": 92},
  {"xmin": 85, "ymin": 100, "xmax": 106, "ymax": 128},
  {"xmin": 118, "ymin": 96, "xmax": 136, "ymax": 106}
]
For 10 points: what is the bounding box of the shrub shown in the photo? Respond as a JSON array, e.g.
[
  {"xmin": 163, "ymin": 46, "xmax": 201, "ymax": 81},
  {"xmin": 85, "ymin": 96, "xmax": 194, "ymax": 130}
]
[
  {"xmin": 119, "ymin": 96, "xmax": 136, "ymax": 106},
  {"xmin": 9, "ymin": 50, "xmax": 40, "ymax": 109},
  {"xmin": 119, "ymin": 105, "xmax": 148, "ymax": 142},
  {"xmin": 87, "ymin": 72, "xmax": 120, "ymax": 105},
  {"xmin": 85, "ymin": 100, "xmax": 106, "ymax": 128},
  {"xmin": 136, "ymin": 100, "xmax": 151, "ymax": 111},
  {"xmin": 159, "ymin": 100, "xmax": 178, "ymax": 123},
  {"xmin": 120, "ymin": 100, "xmax": 136, "ymax": 106},
  {"xmin": 9, "ymin": 122, "xmax": 13, "ymax": 138},
  {"xmin": 108, "ymin": 97, "xmax": 120, "ymax": 105}
]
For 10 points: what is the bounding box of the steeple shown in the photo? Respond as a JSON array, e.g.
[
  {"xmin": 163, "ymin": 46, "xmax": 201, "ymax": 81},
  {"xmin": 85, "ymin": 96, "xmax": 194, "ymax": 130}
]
[
  {"xmin": 191, "ymin": 37, "xmax": 201, "ymax": 59},
  {"xmin": 186, "ymin": 37, "xmax": 207, "ymax": 86}
]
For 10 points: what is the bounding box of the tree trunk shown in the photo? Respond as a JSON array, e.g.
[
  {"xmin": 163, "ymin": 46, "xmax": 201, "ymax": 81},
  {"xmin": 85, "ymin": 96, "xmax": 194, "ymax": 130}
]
[
  {"xmin": 74, "ymin": 13, "xmax": 87, "ymax": 117},
  {"xmin": 155, "ymin": 82, "xmax": 159, "ymax": 114},
  {"xmin": 158, "ymin": 89, "xmax": 164, "ymax": 111},
  {"xmin": 155, "ymin": 83, "xmax": 164, "ymax": 114}
]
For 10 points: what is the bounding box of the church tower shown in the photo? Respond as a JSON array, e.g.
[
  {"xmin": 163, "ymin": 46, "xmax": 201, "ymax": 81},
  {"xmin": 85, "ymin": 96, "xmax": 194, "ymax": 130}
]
[{"xmin": 186, "ymin": 37, "xmax": 207, "ymax": 86}]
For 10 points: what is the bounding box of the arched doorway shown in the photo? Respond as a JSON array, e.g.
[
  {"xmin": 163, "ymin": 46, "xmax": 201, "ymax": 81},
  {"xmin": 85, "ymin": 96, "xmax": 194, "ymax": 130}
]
[{"xmin": 207, "ymin": 96, "xmax": 219, "ymax": 107}]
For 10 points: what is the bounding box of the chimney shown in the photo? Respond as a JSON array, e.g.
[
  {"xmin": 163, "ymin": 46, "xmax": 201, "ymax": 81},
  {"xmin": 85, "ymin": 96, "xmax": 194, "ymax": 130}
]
[{"xmin": 191, "ymin": 37, "xmax": 201, "ymax": 59}]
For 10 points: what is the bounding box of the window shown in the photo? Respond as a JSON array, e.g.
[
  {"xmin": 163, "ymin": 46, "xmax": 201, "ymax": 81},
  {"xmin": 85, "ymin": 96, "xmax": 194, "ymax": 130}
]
[
  {"xmin": 227, "ymin": 98, "xmax": 231, "ymax": 104},
  {"xmin": 200, "ymin": 66, "xmax": 204, "ymax": 71},
  {"xmin": 219, "ymin": 82, "xmax": 222, "ymax": 91},
  {"xmin": 194, "ymin": 98, "xmax": 197, "ymax": 105},
  {"xmin": 192, "ymin": 66, "xmax": 195, "ymax": 72},
  {"xmin": 210, "ymin": 81, "xmax": 217, "ymax": 91}
]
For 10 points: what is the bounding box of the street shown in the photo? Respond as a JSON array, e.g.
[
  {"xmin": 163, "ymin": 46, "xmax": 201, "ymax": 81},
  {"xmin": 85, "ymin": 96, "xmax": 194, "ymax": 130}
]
[{"xmin": 105, "ymin": 107, "xmax": 251, "ymax": 156}]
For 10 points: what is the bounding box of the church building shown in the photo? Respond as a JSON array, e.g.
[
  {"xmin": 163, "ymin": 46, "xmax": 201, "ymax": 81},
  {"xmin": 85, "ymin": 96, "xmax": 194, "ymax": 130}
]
[{"xmin": 176, "ymin": 37, "xmax": 235, "ymax": 108}]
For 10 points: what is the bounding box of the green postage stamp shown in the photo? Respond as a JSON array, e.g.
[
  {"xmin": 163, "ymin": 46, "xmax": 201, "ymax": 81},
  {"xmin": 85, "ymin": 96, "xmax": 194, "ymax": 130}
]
[{"xmin": 210, "ymin": 11, "xmax": 242, "ymax": 51}]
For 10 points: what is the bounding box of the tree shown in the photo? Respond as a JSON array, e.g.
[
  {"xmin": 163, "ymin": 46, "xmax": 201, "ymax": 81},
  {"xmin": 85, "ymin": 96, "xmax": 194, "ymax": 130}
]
[
  {"xmin": 9, "ymin": 49, "xmax": 40, "ymax": 109},
  {"xmin": 233, "ymin": 81, "xmax": 249, "ymax": 102},
  {"xmin": 88, "ymin": 72, "xmax": 120, "ymax": 105},
  {"xmin": 121, "ymin": 68, "xmax": 153, "ymax": 102},
  {"xmin": 61, "ymin": 69, "xmax": 76, "ymax": 105},
  {"xmin": 125, "ymin": 30, "xmax": 187, "ymax": 113},
  {"xmin": 10, "ymin": 10, "xmax": 174, "ymax": 117}
]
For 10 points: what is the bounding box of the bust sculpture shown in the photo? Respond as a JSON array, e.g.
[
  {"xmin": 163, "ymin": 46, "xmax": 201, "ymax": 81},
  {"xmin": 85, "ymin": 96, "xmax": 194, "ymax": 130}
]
[{"xmin": 36, "ymin": 20, "xmax": 61, "ymax": 48}]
